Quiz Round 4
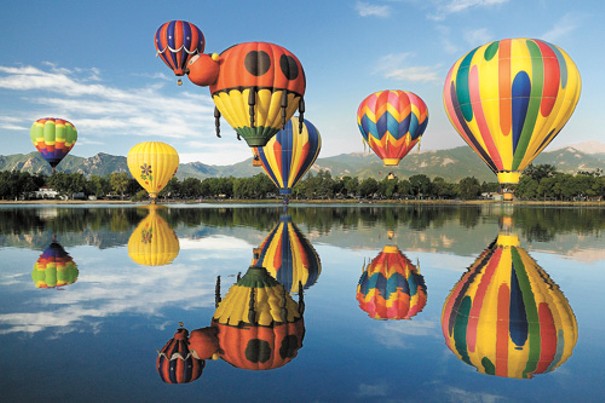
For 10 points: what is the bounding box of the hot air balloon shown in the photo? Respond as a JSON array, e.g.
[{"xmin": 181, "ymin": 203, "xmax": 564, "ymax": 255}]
[
  {"xmin": 441, "ymin": 233, "xmax": 578, "ymax": 379},
  {"xmin": 443, "ymin": 38, "xmax": 581, "ymax": 189},
  {"xmin": 127, "ymin": 142, "xmax": 179, "ymax": 204},
  {"xmin": 187, "ymin": 41, "xmax": 306, "ymax": 147},
  {"xmin": 251, "ymin": 213, "xmax": 321, "ymax": 293},
  {"xmin": 128, "ymin": 206, "xmax": 180, "ymax": 266},
  {"xmin": 357, "ymin": 90, "xmax": 428, "ymax": 167},
  {"xmin": 30, "ymin": 118, "xmax": 77, "ymax": 172},
  {"xmin": 154, "ymin": 20, "xmax": 205, "ymax": 86},
  {"xmin": 189, "ymin": 266, "xmax": 305, "ymax": 371},
  {"xmin": 357, "ymin": 245, "xmax": 427, "ymax": 320},
  {"xmin": 253, "ymin": 117, "xmax": 321, "ymax": 199},
  {"xmin": 156, "ymin": 327, "xmax": 205, "ymax": 384},
  {"xmin": 32, "ymin": 239, "xmax": 79, "ymax": 288}
]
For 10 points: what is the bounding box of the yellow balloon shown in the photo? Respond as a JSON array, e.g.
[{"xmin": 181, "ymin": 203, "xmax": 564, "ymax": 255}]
[
  {"xmin": 127, "ymin": 142, "xmax": 179, "ymax": 201},
  {"xmin": 128, "ymin": 206, "xmax": 180, "ymax": 266}
]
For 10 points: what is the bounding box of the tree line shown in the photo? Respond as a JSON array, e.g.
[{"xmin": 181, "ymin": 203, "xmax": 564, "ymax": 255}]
[{"xmin": 0, "ymin": 164, "xmax": 603, "ymax": 201}]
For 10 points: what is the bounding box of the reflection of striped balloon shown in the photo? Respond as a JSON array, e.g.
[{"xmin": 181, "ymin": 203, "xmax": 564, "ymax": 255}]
[
  {"xmin": 443, "ymin": 38, "xmax": 581, "ymax": 185},
  {"xmin": 32, "ymin": 242, "xmax": 78, "ymax": 288},
  {"xmin": 255, "ymin": 117, "xmax": 321, "ymax": 195},
  {"xmin": 252, "ymin": 214, "xmax": 321, "ymax": 293},
  {"xmin": 357, "ymin": 90, "xmax": 428, "ymax": 167},
  {"xmin": 30, "ymin": 118, "xmax": 77, "ymax": 169},
  {"xmin": 357, "ymin": 245, "xmax": 427, "ymax": 320},
  {"xmin": 441, "ymin": 234, "xmax": 578, "ymax": 379},
  {"xmin": 156, "ymin": 328, "xmax": 204, "ymax": 384},
  {"xmin": 154, "ymin": 20, "xmax": 205, "ymax": 77},
  {"xmin": 212, "ymin": 266, "xmax": 304, "ymax": 370}
]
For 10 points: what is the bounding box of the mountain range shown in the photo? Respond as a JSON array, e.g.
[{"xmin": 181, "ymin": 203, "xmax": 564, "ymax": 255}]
[{"xmin": 1, "ymin": 144, "xmax": 603, "ymax": 183}]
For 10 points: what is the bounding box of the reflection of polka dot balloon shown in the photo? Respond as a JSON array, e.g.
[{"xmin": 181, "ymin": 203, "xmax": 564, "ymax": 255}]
[{"xmin": 245, "ymin": 339, "xmax": 272, "ymax": 363}]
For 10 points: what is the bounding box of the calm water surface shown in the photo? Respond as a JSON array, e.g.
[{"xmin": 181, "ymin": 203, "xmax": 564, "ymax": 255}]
[{"xmin": 0, "ymin": 204, "xmax": 603, "ymax": 402}]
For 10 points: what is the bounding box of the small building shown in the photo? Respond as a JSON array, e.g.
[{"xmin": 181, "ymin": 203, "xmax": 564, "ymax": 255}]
[{"xmin": 33, "ymin": 187, "xmax": 59, "ymax": 199}]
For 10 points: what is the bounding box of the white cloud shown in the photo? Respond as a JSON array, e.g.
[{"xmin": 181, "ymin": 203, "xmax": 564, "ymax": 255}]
[
  {"xmin": 357, "ymin": 382, "xmax": 389, "ymax": 397},
  {"xmin": 0, "ymin": 63, "xmax": 218, "ymax": 157},
  {"xmin": 464, "ymin": 28, "xmax": 493, "ymax": 47},
  {"xmin": 541, "ymin": 13, "xmax": 581, "ymax": 42},
  {"xmin": 371, "ymin": 319, "xmax": 437, "ymax": 348},
  {"xmin": 374, "ymin": 53, "xmax": 441, "ymax": 82},
  {"xmin": 356, "ymin": 1, "xmax": 391, "ymax": 17},
  {"xmin": 429, "ymin": 0, "xmax": 509, "ymax": 21}
]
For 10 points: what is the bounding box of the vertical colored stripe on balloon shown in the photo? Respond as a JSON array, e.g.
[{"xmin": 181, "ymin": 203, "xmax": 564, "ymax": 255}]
[
  {"xmin": 499, "ymin": 39, "xmax": 512, "ymax": 136},
  {"xmin": 496, "ymin": 283, "xmax": 510, "ymax": 377},
  {"xmin": 469, "ymin": 66, "xmax": 504, "ymax": 170},
  {"xmin": 511, "ymin": 248, "xmax": 540, "ymax": 377},
  {"xmin": 467, "ymin": 248, "xmax": 502, "ymax": 352},
  {"xmin": 456, "ymin": 48, "xmax": 478, "ymax": 122},
  {"xmin": 445, "ymin": 82, "xmax": 498, "ymax": 173},
  {"xmin": 535, "ymin": 303, "xmax": 557, "ymax": 374},
  {"xmin": 513, "ymin": 41, "xmax": 543, "ymax": 169},
  {"xmin": 511, "ymin": 71, "xmax": 530, "ymax": 156},
  {"xmin": 536, "ymin": 40, "xmax": 560, "ymax": 117}
]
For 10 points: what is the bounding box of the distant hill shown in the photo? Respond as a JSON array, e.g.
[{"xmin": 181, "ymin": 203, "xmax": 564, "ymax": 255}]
[{"xmin": 1, "ymin": 145, "xmax": 603, "ymax": 183}]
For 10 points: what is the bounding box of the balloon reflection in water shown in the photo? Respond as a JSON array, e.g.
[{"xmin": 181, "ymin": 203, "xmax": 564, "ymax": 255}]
[
  {"xmin": 32, "ymin": 239, "xmax": 78, "ymax": 289},
  {"xmin": 441, "ymin": 233, "xmax": 577, "ymax": 379},
  {"xmin": 128, "ymin": 206, "xmax": 179, "ymax": 266},
  {"xmin": 251, "ymin": 214, "xmax": 321, "ymax": 294},
  {"xmin": 189, "ymin": 266, "xmax": 305, "ymax": 371},
  {"xmin": 156, "ymin": 328, "xmax": 205, "ymax": 384},
  {"xmin": 357, "ymin": 245, "xmax": 427, "ymax": 320}
]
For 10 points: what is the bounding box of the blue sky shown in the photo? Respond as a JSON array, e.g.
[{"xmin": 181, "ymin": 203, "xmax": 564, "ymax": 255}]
[{"xmin": 1, "ymin": 0, "xmax": 603, "ymax": 165}]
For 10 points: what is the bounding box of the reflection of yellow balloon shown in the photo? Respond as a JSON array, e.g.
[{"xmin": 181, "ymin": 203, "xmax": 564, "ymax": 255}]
[
  {"xmin": 128, "ymin": 207, "xmax": 179, "ymax": 266},
  {"xmin": 442, "ymin": 233, "xmax": 577, "ymax": 379},
  {"xmin": 127, "ymin": 142, "xmax": 179, "ymax": 202}
]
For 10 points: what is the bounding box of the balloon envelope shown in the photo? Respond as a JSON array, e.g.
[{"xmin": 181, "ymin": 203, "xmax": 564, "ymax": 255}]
[
  {"xmin": 357, "ymin": 245, "xmax": 427, "ymax": 320},
  {"xmin": 252, "ymin": 214, "xmax": 321, "ymax": 293},
  {"xmin": 254, "ymin": 117, "xmax": 321, "ymax": 196},
  {"xmin": 127, "ymin": 142, "xmax": 179, "ymax": 201},
  {"xmin": 128, "ymin": 206, "xmax": 179, "ymax": 266},
  {"xmin": 156, "ymin": 328, "xmax": 205, "ymax": 384},
  {"xmin": 357, "ymin": 90, "xmax": 428, "ymax": 167},
  {"xmin": 443, "ymin": 38, "xmax": 581, "ymax": 185},
  {"xmin": 187, "ymin": 41, "xmax": 306, "ymax": 147},
  {"xmin": 30, "ymin": 118, "xmax": 77, "ymax": 170},
  {"xmin": 441, "ymin": 233, "xmax": 578, "ymax": 378},
  {"xmin": 32, "ymin": 241, "xmax": 78, "ymax": 288},
  {"xmin": 154, "ymin": 20, "xmax": 205, "ymax": 80},
  {"xmin": 212, "ymin": 266, "xmax": 304, "ymax": 370}
]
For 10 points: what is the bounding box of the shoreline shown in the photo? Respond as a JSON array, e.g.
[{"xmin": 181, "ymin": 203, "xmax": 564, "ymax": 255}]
[{"xmin": 0, "ymin": 199, "xmax": 603, "ymax": 207}]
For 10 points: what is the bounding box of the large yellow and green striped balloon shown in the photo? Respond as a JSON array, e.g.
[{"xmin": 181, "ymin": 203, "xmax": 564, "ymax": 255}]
[
  {"xmin": 443, "ymin": 38, "xmax": 581, "ymax": 184},
  {"xmin": 441, "ymin": 233, "xmax": 577, "ymax": 379}
]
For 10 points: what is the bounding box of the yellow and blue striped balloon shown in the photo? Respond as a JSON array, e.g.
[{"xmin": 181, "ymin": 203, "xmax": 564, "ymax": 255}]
[
  {"xmin": 252, "ymin": 214, "xmax": 321, "ymax": 293},
  {"xmin": 441, "ymin": 234, "xmax": 577, "ymax": 378},
  {"xmin": 443, "ymin": 38, "xmax": 581, "ymax": 184},
  {"xmin": 254, "ymin": 116, "xmax": 321, "ymax": 196}
]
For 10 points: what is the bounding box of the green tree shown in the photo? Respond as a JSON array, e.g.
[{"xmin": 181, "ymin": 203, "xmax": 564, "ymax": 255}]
[
  {"xmin": 358, "ymin": 177, "xmax": 379, "ymax": 198},
  {"xmin": 409, "ymin": 174, "xmax": 431, "ymax": 199},
  {"xmin": 181, "ymin": 177, "xmax": 202, "ymax": 198},
  {"xmin": 515, "ymin": 176, "xmax": 539, "ymax": 200},
  {"xmin": 458, "ymin": 177, "xmax": 481, "ymax": 200},
  {"xmin": 109, "ymin": 172, "xmax": 130, "ymax": 199}
]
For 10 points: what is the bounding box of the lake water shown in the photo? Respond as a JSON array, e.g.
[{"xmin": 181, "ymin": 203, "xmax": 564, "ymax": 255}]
[{"xmin": 0, "ymin": 203, "xmax": 603, "ymax": 402}]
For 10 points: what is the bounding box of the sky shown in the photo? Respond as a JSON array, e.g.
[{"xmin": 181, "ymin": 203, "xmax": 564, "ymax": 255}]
[{"xmin": 1, "ymin": 0, "xmax": 604, "ymax": 165}]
